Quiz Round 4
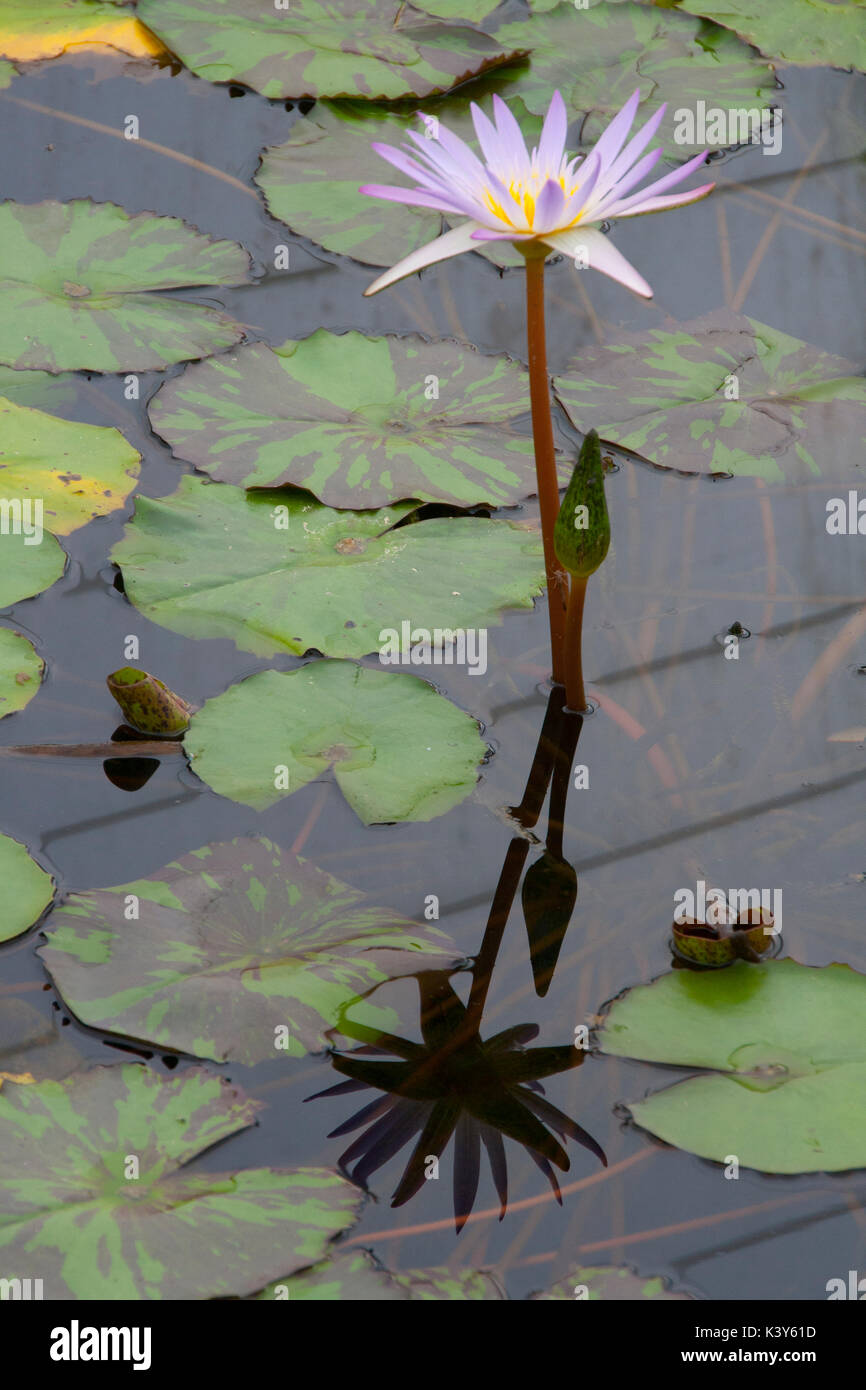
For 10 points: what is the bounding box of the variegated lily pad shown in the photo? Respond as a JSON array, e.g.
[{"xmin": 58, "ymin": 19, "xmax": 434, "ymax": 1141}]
[
  {"xmin": 493, "ymin": 1, "xmax": 775, "ymax": 157},
  {"xmin": 256, "ymin": 1250, "xmax": 407, "ymax": 1300},
  {"xmin": 599, "ymin": 959, "xmax": 866, "ymax": 1173},
  {"xmin": 0, "ymin": 626, "xmax": 42, "ymax": 720},
  {"xmin": 0, "ymin": 1001, "xmax": 82, "ymax": 1087},
  {"xmin": 554, "ymin": 312, "xmax": 866, "ymax": 483},
  {"xmin": 670, "ymin": 0, "xmax": 866, "ymax": 73},
  {"xmin": 149, "ymin": 331, "xmax": 538, "ymax": 508},
  {"xmin": 39, "ymin": 837, "xmax": 462, "ymax": 1061},
  {"xmin": 136, "ymin": 0, "xmax": 524, "ymax": 100},
  {"xmin": 0, "ymin": 200, "xmax": 250, "ymax": 373},
  {"xmin": 0, "ymin": 1064, "xmax": 364, "ymax": 1299},
  {"xmin": 530, "ymin": 1266, "xmax": 691, "ymax": 1300},
  {"xmin": 256, "ymin": 99, "xmax": 538, "ymax": 272},
  {"xmin": 185, "ymin": 663, "xmax": 486, "ymax": 822},
  {"xmin": 0, "ymin": 397, "xmax": 140, "ymax": 532},
  {"xmin": 111, "ymin": 475, "xmax": 544, "ymax": 660},
  {"xmin": 0, "ymin": 831, "xmax": 54, "ymax": 942}
]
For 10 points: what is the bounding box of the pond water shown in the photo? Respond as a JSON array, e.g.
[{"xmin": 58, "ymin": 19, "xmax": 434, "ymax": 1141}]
[{"xmin": 1, "ymin": 38, "xmax": 865, "ymax": 1302}]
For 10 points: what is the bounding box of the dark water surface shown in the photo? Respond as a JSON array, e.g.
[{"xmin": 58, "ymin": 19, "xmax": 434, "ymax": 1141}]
[{"xmin": 1, "ymin": 49, "xmax": 865, "ymax": 1300}]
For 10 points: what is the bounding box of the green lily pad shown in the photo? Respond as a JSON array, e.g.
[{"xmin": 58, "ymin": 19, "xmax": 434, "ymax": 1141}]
[
  {"xmin": 0, "ymin": 200, "xmax": 250, "ymax": 373},
  {"xmin": 185, "ymin": 663, "xmax": 486, "ymax": 821},
  {"xmin": 40, "ymin": 837, "xmax": 463, "ymax": 1061},
  {"xmin": 0, "ymin": 831, "xmax": 54, "ymax": 942},
  {"xmin": 149, "ymin": 330, "xmax": 539, "ymax": 508},
  {"xmin": 0, "ymin": 366, "xmax": 77, "ymax": 410},
  {"xmin": 530, "ymin": 1267, "xmax": 692, "ymax": 1300},
  {"xmin": 0, "ymin": 1063, "xmax": 364, "ymax": 1298},
  {"xmin": 111, "ymin": 475, "xmax": 544, "ymax": 660},
  {"xmin": 136, "ymin": 0, "xmax": 523, "ymax": 100},
  {"xmin": 493, "ymin": 1, "xmax": 775, "ymax": 157},
  {"xmin": 0, "ymin": 58, "xmax": 14, "ymax": 85},
  {"xmin": 256, "ymin": 1249, "xmax": 408, "ymax": 1300},
  {"xmin": 0, "ymin": 626, "xmax": 42, "ymax": 719},
  {"xmin": 554, "ymin": 311, "xmax": 866, "ymax": 484},
  {"xmin": 669, "ymin": 0, "xmax": 866, "ymax": 72},
  {"xmin": 599, "ymin": 959, "xmax": 866, "ymax": 1173},
  {"xmin": 0, "ymin": 396, "xmax": 140, "ymax": 532},
  {"xmin": 0, "ymin": 1001, "xmax": 82, "ymax": 1087},
  {"xmin": 0, "ymin": 528, "xmax": 66, "ymax": 607},
  {"xmin": 255, "ymin": 98, "xmax": 538, "ymax": 272}
]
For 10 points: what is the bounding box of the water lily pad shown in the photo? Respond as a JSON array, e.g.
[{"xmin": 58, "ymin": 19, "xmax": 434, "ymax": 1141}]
[
  {"xmin": 0, "ymin": 0, "xmax": 166, "ymax": 61},
  {"xmin": 0, "ymin": 831, "xmax": 54, "ymax": 942},
  {"xmin": 256, "ymin": 99, "xmax": 538, "ymax": 272},
  {"xmin": 136, "ymin": 0, "xmax": 523, "ymax": 100},
  {"xmin": 0, "ymin": 397, "xmax": 140, "ymax": 532},
  {"xmin": 530, "ymin": 1266, "xmax": 691, "ymax": 1300},
  {"xmin": 39, "ymin": 836, "xmax": 463, "ymax": 1060},
  {"xmin": 554, "ymin": 312, "xmax": 866, "ymax": 484},
  {"xmin": 599, "ymin": 959, "xmax": 866, "ymax": 1173},
  {"xmin": 0, "ymin": 57, "xmax": 14, "ymax": 84},
  {"xmin": 0, "ymin": 1001, "xmax": 82, "ymax": 1087},
  {"xmin": 0, "ymin": 200, "xmax": 251, "ymax": 373},
  {"xmin": 412, "ymin": 0, "xmax": 501, "ymax": 17},
  {"xmin": 185, "ymin": 663, "xmax": 486, "ymax": 821},
  {"xmin": 0, "ymin": 528, "xmax": 66, "ymax": 607},
  {"xmin": 391, "ymin": 1267, "xmax": 507, "ymax": 1299},
  {"xmin": 256, "ymin": 1250, "xmax": 408, "ymax": 1300},
  {"xmin": 0, "ymin": 626, "xmax": 42, "ymax": 719},
  {"xmin": 494, "ymin": 1, "xmax": 775, "ymax": 156},
  {"xmin": 670, "ymin": 0, "xmax": 866, "ymax": 72},
  {"xmin": 0, "ymin": 1063, "xmax": 364, "ymax": 1298},
  {"xmin": 149, "ymin": 330, "xmax": 539, "ymax": 508},
  {"xmin": 111, "ymin": 475, "xmax": 544, "ymax": 660},
  {"xmin": 0, "ymin": 366, "xmax": 77, "ymax": 410}
]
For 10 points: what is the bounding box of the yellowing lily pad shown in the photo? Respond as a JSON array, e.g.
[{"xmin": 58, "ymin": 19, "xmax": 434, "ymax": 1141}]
[
  {"xmin": 149, "ymin": 330, "xmax": 539, "ymax": 508},
  {"xmin": 599, "ymin": 959, "xmax": 866, "ymax": 1173},
  {"xmin": 0, "ymin": 626, "xmax": 42, "ymax": 719},
  {"xmin": 0, "ymin": 1064, "xmax": 364, "ymax": 1299},
  {"xmin": 0, "ymin": 396, "xmax": 140, "ymax": 532},
  {"xmin": 39, "ymin": 836, "xmax": 463, "ymax": 1061},
  {"xmin": 0, "ymin": 830, "xmax": 54, "ymax": 942},
  {"xmin": 186, "ymin": 662, "xmax": 487, "ymax": 822},
  {"xmin": 554, "ymin": 312, "xmax": 866, "ymax": 484},
  {"xmin": 0, "ymin": 200, "xmax": 251, "ymax": 373},
  {"xmin": 110, "ymin": 475, "xmax": 544, "ymax": 661},
  {"xmin": 136, "ymin": 0, "xmax": 524, "ymax": 100},
  {"xmin": 0, "ymin": 0, "xmax": 166, "ymax": 62}
]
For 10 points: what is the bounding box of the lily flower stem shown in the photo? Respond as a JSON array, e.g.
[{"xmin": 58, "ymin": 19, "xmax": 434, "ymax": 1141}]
[
  {"xmin": 564, "ymin": 574, "xmax": 588, "ymax": 713},
  {"xmin": 524, "ymin": 253, "xmax": 568, "ymax": 684}
]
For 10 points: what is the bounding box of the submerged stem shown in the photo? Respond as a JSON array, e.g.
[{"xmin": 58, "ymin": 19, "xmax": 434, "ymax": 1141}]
[
  {"xmin": 564, "ymin": 575, "xmax": 588, "ymax": 713},
  {"xmin": 524, "ymin": 252, "xmax": 567, "ymax": 683}
]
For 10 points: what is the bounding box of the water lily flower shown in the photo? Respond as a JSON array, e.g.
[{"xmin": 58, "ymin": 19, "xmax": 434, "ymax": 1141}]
[{"xmin": 361, "ymin": 88, "xmax": 714, "ymax": 298}]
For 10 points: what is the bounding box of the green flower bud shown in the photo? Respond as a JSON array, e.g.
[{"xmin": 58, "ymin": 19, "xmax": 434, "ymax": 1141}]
[{"xmin": 554, "ymin": 429, "xmax": 610, "ymax": 579}]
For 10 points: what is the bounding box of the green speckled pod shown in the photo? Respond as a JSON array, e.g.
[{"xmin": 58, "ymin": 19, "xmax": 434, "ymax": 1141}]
[
  {"xmin": 554, "ymin": 429, "xmax": 610, "ymax": 579},
  {"xmin": 107, "ymin": 667, "xmax": 192, "ymax": 736}
]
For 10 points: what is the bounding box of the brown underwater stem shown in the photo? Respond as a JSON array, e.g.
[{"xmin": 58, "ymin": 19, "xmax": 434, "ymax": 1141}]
[
  {"xmin": 524, "ymin": 251, "xmax": 567, "ymax": 684},
  {"xmin": 564, "ymin": 574, "xmax": 588, "ymax": 713}
]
